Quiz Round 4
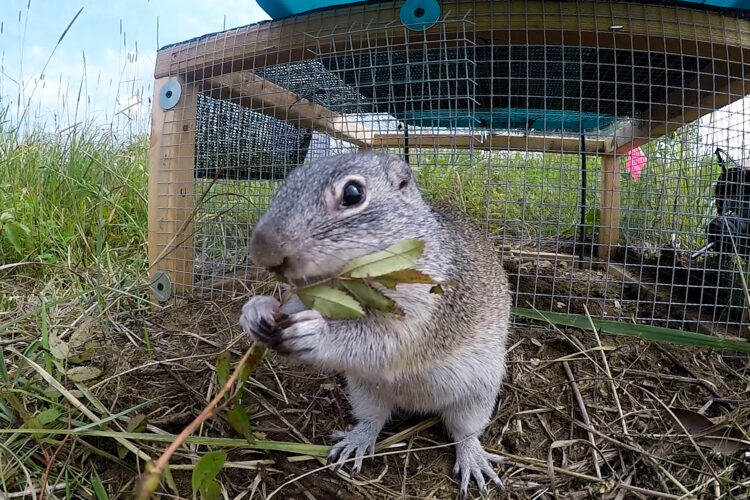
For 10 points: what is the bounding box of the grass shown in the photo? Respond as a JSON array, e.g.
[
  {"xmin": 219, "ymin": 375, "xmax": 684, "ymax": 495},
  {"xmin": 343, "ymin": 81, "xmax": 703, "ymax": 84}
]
[
  {"xmin": 0, "ymin": 123, "xmax": 149, "ymax": 294},
  {"xmin": 0, "ymin": 117, "xmax": 156, "ymax": 498},
  {"xmin": 411, "ymin": 128, "xmax": 721, "ymax": 250}
]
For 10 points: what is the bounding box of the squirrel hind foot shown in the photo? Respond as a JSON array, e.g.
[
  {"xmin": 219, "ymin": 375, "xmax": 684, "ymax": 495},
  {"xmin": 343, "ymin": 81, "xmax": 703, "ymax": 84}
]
[
  {"xmin": 453, "ymin": 437, "xmax": 507, "ymax": 499},
  {"xmin": 326, "ymin": 423, "xmax": 381, "ymax": 477}
]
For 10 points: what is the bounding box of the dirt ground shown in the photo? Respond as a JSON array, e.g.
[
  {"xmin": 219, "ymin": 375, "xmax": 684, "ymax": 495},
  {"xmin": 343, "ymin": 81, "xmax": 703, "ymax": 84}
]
[{"xmin": 80, "ymin": 260, "xmax": 750, "ymax": 500}]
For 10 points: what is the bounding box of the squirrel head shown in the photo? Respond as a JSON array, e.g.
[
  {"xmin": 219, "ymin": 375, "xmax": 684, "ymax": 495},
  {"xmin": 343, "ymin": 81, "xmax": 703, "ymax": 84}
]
[{"xmin": 249, "ymin": 152, "xmax": 437, "ymax": 286}]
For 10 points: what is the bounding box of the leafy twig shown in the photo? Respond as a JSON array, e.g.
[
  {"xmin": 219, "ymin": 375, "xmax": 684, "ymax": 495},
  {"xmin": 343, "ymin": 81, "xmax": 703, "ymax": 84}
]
[
  {"xmin": 286, "ymin": 238, "xmax": 446, "ymax": 319},
  {"xmin": 133, "ymin": 341, "xmax": 266, "ymax": 500}
]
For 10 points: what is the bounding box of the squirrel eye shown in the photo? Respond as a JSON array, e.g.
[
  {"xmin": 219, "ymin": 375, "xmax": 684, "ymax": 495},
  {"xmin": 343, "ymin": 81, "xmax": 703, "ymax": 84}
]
[{"xmin": 341, "ymin": 181, "xmax": 365, "ymax": 207}]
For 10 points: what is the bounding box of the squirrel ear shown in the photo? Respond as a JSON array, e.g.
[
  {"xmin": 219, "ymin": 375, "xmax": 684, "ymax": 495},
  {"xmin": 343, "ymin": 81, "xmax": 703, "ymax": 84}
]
[{"xmin": 384, "ymin": 155, "xmax": 412, "ymax": 190}]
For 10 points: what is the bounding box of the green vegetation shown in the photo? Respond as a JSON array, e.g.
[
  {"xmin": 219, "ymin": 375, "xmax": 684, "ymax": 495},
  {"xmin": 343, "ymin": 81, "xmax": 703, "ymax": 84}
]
[
  {"xmin": 412, "ymin": 126, "xmax": 718, "ymax": 251},
  {"xmin": 0, "ymin": 123, "xmax": 149, "ymax": 292},
  {"xmin": 1, "ymin": 2, "xmax": 746, "ymax": 497},
  {"xmin": 0, "ymin": 65, "xmax": 743, "ymax": 500},
  {"xmin": 2, "ymin": 117, "xmax": 718, "ymax": 286}
]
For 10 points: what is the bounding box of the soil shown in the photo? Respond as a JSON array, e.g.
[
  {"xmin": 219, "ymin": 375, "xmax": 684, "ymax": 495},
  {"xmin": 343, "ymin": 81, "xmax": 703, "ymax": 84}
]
[{"xmin": 86, "ymin": 260, "xmax": 750, "ymax": 499}]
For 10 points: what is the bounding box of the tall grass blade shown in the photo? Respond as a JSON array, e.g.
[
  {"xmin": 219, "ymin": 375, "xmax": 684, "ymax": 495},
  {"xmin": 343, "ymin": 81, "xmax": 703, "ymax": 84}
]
[
  {"xmin": 512, "ymin": 307, "xmax": 750, "ymax": 353},
  {"xmin": 58, "ymin": 7, "xmax": 84, "ymax": 44},
  {"xmin": 0, "ymin": 428, "xmax": 332, "ymax": 456}
]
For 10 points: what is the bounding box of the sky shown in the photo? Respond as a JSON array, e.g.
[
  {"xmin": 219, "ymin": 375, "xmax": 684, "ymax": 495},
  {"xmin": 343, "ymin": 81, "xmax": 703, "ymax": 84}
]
[
  {"xmin": 0, "ymin": 0, "xmax": 747, "ymax": 161},
  {"xmin": 0, "ymin": 0, "xmax": 271, "ymax": 133}
]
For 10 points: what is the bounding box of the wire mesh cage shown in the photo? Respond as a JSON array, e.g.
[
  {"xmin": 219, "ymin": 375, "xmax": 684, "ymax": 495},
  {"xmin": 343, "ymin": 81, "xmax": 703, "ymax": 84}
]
[{"xmin": 148, "ymin": 0, "xmax": 750, "ymax": 336}]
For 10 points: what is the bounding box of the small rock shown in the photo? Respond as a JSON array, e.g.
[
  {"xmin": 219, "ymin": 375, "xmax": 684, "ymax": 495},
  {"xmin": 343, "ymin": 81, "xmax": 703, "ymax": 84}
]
[{"xmin": 538, "ymin": 260, "xmax": 553, "ymax": 271}]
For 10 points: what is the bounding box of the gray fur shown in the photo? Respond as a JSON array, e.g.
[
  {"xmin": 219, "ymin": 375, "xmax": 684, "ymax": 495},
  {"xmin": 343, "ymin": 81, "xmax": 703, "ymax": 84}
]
[{"xmin": 240, "ymin": 152, "xmax": 511, "ymax": 498}]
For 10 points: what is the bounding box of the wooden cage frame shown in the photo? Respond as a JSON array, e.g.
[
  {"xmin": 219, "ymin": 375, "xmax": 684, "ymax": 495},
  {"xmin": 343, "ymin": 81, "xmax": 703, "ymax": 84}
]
[{"xmin": 148, "ymin": 0, "xmax": 750, "ymax": 296}]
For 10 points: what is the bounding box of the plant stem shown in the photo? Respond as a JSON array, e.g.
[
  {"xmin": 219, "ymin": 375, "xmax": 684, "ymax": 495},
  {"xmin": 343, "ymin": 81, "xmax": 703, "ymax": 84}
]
[{"xmin": 133, "ymin": 341, "xmax": 266, "ymax": 500}]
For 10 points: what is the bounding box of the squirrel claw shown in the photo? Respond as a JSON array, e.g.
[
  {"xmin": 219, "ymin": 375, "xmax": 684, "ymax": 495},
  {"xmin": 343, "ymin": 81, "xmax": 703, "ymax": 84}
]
[
  {"xmin": 272, "ymin": 310, "xmax": 324, "ymax": 359},
  {"xmin": 240, "ymin": 296, "xmax": 281, "ymax": 345},
  {"xmin": 454, "ymin": 438, "xmax": 506, "ymax": 499},
  {"xmin": 327, "ymin": 424, "xmax": 379, "ymax": 477}
]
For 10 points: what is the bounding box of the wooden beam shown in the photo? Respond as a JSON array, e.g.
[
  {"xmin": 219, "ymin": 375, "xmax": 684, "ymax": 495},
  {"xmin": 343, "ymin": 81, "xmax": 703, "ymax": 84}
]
[
  {"xmin": 609, "ymin": 61, "xmax": 750, "ymax": 154},
  {"xmin": 598, "ymin": 154, "xmax": 621, "ymax": 259},
  {"xmin": 147, "ymin": 77, "xmax": 197, "ymax": 295},
  {"xmin": 373, "ymin": 132, "xmax": 607, "ymax": 153},
  {"xmin": 147, "ymin": 79, "xmax": 167, "ymax": 288},
  {"xmin": 207, "ymin": 72, "xmax": 374, "ymax": 148},
  {"xmin": 155, "ymin": 1, "xmax": 750, "ymax": 79}
]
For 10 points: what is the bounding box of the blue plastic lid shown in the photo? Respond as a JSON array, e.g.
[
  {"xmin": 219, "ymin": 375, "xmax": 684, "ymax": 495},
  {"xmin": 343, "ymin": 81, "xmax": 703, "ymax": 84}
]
[{"xmin": 257, "ymin": 0, "xmax": 750, "ymax": 19}]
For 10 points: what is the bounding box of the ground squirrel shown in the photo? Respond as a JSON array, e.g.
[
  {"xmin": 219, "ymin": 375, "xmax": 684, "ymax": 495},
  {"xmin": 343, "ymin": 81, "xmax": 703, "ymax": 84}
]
[{"xmin": 239, "ymin": 152, "xmax": 511, "ymax": 498}]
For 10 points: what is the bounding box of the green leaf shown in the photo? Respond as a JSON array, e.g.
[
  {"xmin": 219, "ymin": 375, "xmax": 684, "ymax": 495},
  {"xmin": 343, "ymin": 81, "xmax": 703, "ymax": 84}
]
[
  {"xmin": 65, "ymin": 366, "xmax": 102, "ymax": 382},
  {"xmin": 25, "ymin": 416, "xmax": 43, "ymax": 430},
  {"xmin": 297, "ymin": 285, "xmax": 364, "ymax": 319},
  {"xmin": 36, "ymin": 408, "xmax": 61, "ymax": 425},
  {"xmin": 91, "ymin": 471, "xmax": 109, "ymax": 500},
  {"xmin": 379, "ymin": 268, "xmax": 438, "ymax": 284},
  {"xmin": 238, "ymin": 344, "xmax": 266, "ymax": 391},
  {"xmin": 0, "ymin": 348, "xmax": 10, "ymax": 385},
  {"xmin": 164, "ymin": 468, "xmax": 179, "ymax": 498},
  {"xmin": 429, "ymin": 284, "xmax": 444, "ymax": 295},
  {"xmin": 119, "ymin": 414, "xmax": 148, "ymax": 458},
  {"xmin": 226, "ymin": 404, "xmax": 253, "ymax": 441},
  {"xmin": 373, "ymin": 276, "xmax": 398, "ymax": 289},
  {"xmin": 48, "ymin": 329, "xmax": 69, "ymax": 360},
  {"xmin": 68, "ymin": 318, "xmax": 96, "ymax": 348},
  {"xmin": 201, "ymin": 480, "xmax": 222, "ymax": 500},
  {"xmin": 192, "ymin": 451, "xmax": 226, "ymax": 494},
  {"xmin": 512, "ymin": 308, "xmax": 750, "ymax": 353},
  {"xmin": 341, "ymin": 280, "xmax": 399, "ymax": 314},
  {"xmin": 340, "ymin": 239, "xmax": 425, "ymax": 278},
  {"xmin": 2, "ymin": 220, "xmax": 29, "ymax": 254},
  {"xmin": 216, "ymin": 352, "xmax": 231, "ymax": 388},
  {"xmin": 0, "ymin": 398, "xmax": 14, "ymax": 422},
  {"xmin": 42, "ymin": 387, "xmax": 61, "ymax": 400},
  {"xmin": 127, "ymin": 414, "xmax": 148, "ymax": 432},
  {"xmin": 68, "ymin": 341, "xmax": 98, "ymax": 364}
]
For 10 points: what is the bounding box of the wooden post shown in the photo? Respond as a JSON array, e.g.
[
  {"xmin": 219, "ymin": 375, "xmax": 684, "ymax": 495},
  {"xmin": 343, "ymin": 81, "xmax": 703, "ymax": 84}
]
[
  {"xmin": 598, "ymin": 154, "xmax": 621, "ymax": 259},
  {"xmin": 148, "ymin": 76, "xmax": 197, "ymax": 295}
]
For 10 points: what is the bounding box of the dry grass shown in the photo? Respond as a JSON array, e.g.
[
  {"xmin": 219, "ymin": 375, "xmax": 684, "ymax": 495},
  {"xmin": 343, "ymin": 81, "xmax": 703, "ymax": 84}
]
[{"xmin": 2, "ymin": 265, "xmax": 748, "ymax": 499}]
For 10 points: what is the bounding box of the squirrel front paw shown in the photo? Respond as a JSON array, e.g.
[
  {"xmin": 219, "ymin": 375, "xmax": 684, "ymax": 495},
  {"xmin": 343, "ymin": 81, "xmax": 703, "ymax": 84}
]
[
  {"xmin": 274, "ymin": 309, "xmax": 325, "ymax": 359},
  {"xmin": 240, "ymin": 297, "xmax": 325, "ymax": 359},
  {"xmin": 239, "ymin": 295, "xmax": 282, "ymax": 346}
]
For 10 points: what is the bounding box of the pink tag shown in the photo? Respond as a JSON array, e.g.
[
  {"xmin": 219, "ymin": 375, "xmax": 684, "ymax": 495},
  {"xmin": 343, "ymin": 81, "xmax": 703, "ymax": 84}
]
[{"xmin": 625, "ymin": 147, "xmax": 646, "ymax": 181}]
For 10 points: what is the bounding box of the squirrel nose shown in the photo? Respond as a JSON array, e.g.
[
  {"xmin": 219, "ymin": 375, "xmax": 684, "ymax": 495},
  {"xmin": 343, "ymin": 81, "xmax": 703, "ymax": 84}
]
[{"xmin": 249, "ymin": 222, "xmax": 286, "ymax": 269}]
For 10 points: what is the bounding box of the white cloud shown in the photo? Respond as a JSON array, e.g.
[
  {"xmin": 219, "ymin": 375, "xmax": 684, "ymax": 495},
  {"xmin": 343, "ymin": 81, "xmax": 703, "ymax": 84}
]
[{"xmin": 0, "ymin": 0, "xmax": 271, "ymax": 134}]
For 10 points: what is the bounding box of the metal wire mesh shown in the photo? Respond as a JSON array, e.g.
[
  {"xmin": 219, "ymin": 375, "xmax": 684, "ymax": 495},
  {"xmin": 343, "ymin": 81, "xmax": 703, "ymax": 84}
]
[{"xmin": 150, "ymin": 0, "xmax": 750, "ymax": 336}]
